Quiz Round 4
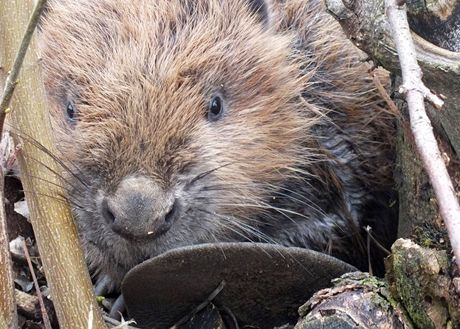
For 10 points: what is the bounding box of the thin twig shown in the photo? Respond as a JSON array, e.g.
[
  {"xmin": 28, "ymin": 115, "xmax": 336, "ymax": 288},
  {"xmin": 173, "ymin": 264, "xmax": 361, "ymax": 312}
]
[
  {"xmin": 0, "ymin": 0, "xmax": 48, "ymax": 137},
  {"xmin": 22, "ymin": 240, "xmax": 52, "ymax": 329},
  {"xmin": 103, "ymin": 315, "xmax": 138, "ymax": 329},
  {"xmin": 366, "ymin": 226, "xmax": 373, "ymax": 276},
  {"xmin": 385, "ymin": 0, "xmax": 460, "ymax": 271},
  {"xmin": 364, "ymin": 226, "xmax": 391, "ymax": 256},
  {"xmin": 171, "ymin": 280, "xmax": 226, "ymax": 329},
  {"xmin": 217, "ymin": 304, "xmax": 240, "ymax": 329}
]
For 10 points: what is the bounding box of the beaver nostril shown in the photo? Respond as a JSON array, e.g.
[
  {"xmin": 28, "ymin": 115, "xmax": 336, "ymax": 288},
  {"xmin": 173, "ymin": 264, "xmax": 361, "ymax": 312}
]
[
  {"xmin": 101, "ymin": 198, "xmax": 116, "ymax": 224},
  {"xmin": 99, "ymin": 176, "xmax": 182, "ymax": 239}
]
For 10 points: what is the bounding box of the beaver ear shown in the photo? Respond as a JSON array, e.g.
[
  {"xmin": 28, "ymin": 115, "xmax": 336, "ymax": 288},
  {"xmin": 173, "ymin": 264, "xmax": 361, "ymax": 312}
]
[{"xmin": 246, "ymin": 0, "xmax": 271, "ymax": 26}]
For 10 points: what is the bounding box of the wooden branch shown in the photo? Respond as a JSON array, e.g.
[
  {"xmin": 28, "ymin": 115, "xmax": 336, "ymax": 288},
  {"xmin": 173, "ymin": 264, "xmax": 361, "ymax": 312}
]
[
  {"xmin": 0, "ymin": 1, "xmax": 107, "ymax": 328},
  {"xmin": 15, "ymin": 289, "xmax": 37, "ymax": 316},
  {"xmin": 0, "ymin": 3, "xmax": 47, "ymax": 327},
  {"xmin": 15, "ymin": 289, "xmax": 58, "ymax": 324},
  {"xmin": 0, "ymin": 167, "xmax": 17, "ymax": 329},
  {"xmin": 384, "ymin": 0, "xmax": 460, "ymax": 271},
  {"xmin": 0, "ymin": 0, "xmax": 47, "ymax": 138},
  {"xmin": 0, "ymin": 1, "xmax": 46, "ymax": 327},
  {"xmin": 297, "ymin": 272, "xmax": 412, "ymax": 328}
]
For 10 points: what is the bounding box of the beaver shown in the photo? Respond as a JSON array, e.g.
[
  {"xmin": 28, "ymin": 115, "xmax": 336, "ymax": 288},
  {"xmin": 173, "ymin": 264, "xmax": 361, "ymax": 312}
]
[{"xmin": 39, "ymin": 0, "xmax": 397, "ymax": 296}]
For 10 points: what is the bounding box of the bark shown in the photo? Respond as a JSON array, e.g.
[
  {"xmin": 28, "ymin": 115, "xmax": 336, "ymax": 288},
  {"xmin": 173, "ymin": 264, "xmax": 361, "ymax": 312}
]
[
  {"xmin": 15, "ymin": 289, "xmax": 37, "ymax": 317},
  {"xmin": 15, "ymin": 289, "xmax": 57, "ymax": 324},
  {"xmin": 386, "ymin": 239, "xmax": 460, "ymax": 329},
  {"xmin": 292, "ymin": 240, "xmax": 460, "ymax": 328},
  {"xmin": 0, "ymin": 169, "xmax": 17, "ymax": 329},
  {"xmin": 295, "ymin": 272, "xmax": 413, "ymax": 329},
  {"xmin": 394, "ymin": 107, "xmax": 441, "ymax": 243},
  {"xmin": 0, "ymin": 1, "xmax": 106, "ymax": 328}
]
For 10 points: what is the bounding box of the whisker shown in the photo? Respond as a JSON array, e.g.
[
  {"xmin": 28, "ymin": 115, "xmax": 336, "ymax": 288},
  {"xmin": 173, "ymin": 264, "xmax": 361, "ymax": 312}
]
[
  {"xmin": 19, "ymin": 161, "xmax": 85, "ymax": 192},
  {"xmin": 216, "ymin": 202, "xmax": 311, "ymax": 224},
  {"xmin": 20, "ymin": 155, "xmax": 86, "ymax": 194},
  {"xmin": 19, "ymin": 189, "xmax": 75, "ymax": 206},
  {"xmin": 195, "ymin": 208, "xmax": 261, "ymax": 243},
  {"xmin": 9, "ymin": 128, "xmax": 90, "ymax": 188},
  {"xmin": 188, "ymin": 162, "xmax": 234, "ymax": 186},
  {"xmin": 18, "ymin": 173, "xmax": 88, "ymax": 210},
  {"xmin": 196, "ymin": 209, "xmax": 318, "ymax": 275},
  {"xmin": 268, "ymin": 185, "xmax": 326, "ymax": 217},
  {"xmin": 196, "ymin": 208, "xmax": 281, "ymax": 245}
]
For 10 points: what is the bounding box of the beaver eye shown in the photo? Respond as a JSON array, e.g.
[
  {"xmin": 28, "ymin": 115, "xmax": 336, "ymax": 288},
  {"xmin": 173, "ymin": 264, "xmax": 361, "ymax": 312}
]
[
  {"xmin": 66, "ymin": 101, "xmax": 77, "ymax": 122},
  {"xmin": 207, "ymin": 96, "xmax": 224, "ymax": 122}
]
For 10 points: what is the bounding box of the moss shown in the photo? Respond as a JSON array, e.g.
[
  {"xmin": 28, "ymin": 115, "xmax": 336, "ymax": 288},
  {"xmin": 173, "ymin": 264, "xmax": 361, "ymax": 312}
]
[{"xmin": 389, "ymin": 239, "xmax": 451, "ymax": 329}]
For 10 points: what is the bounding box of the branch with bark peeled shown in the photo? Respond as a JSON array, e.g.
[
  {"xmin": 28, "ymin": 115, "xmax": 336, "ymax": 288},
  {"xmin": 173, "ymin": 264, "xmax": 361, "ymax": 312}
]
[{"xmin": 324, "ymin": 0, "xmax": 460, "ymax": 271}]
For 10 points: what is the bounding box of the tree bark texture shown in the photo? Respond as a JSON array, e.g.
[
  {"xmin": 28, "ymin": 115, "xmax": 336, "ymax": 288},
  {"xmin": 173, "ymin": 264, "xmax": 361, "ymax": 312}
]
[
  {"xmin": 387, "ymin": 239, "xmax": 460, "ymax": 329},
  {"xmin": 0, "ymin": 1, "xmax": 106, "ymax": 328},
  {"xmin": 0, "ymin": 170, "xmax": 17, "ymax": 329},
  {"xmin": 295, "ymin": 272, "xmax": 413, "ymax": 329},
  {"xmin": 297, "ymin": 246, "xmax": 460, "ymax": 329}
]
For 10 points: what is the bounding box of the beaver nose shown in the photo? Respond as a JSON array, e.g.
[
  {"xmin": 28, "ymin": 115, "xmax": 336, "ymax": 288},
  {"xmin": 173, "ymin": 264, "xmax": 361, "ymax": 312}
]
[{"xmin": 100, "ymin": 176, "xmax": 179, "ymax": 239}]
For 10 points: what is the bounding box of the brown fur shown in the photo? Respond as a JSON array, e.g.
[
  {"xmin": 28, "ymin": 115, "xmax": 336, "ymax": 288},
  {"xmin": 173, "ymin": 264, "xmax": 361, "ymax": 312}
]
[{"xmin": 39, "ymin": 0, "xmax": 396, "ymax": 290}]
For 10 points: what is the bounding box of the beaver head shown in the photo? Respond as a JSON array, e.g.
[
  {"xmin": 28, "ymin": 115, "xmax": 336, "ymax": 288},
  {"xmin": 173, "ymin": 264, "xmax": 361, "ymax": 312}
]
[{"xmin": 39, "ymin": 0, "xmax": 318, "ymax": 285}]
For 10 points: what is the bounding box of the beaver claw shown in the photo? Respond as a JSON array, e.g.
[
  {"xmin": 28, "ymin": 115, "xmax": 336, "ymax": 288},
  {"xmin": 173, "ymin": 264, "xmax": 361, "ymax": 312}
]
[
  {"xmin": 94, "ymin": 275, "xmax": 112, "ymax": 296},
  {"xmin": 109, "ymin": 295, "xmax": 126, "ymax": 320},
  {"xmin": 94, "ymin": 276, "xmax": 126, "ymax": 320}
]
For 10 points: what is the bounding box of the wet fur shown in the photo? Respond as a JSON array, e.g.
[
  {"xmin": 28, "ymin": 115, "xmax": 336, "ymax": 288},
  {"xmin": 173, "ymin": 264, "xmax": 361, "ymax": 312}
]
[{"xmin": 39, "ymin": 0, "xmax": 397, "ymax": 290}]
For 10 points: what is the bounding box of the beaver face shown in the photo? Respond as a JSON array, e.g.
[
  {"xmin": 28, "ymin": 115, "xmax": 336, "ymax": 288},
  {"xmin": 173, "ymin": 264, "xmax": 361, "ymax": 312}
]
[{"xmin": 40, "ymin": 0, "xmax": 316, "ymax": 278}]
